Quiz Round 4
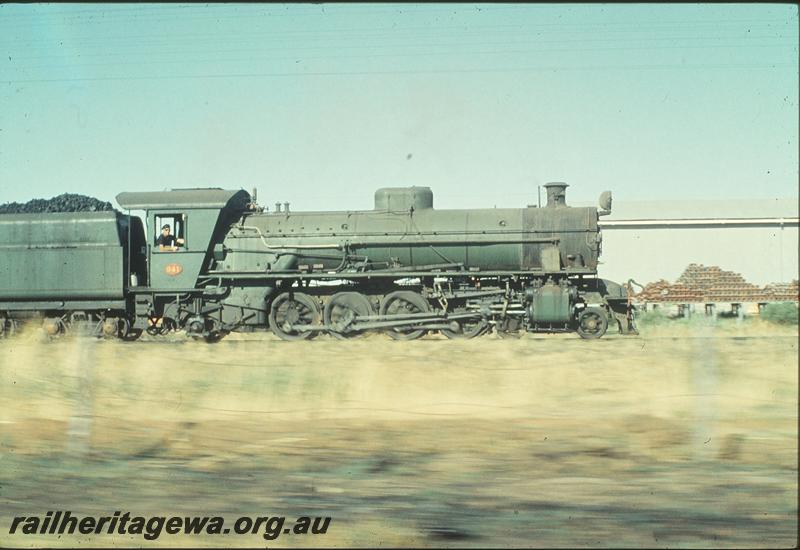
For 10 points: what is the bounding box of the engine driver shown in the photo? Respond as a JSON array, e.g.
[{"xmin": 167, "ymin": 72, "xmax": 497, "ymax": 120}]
[{"xmin": 156, "ymin": 224, "xmax": 184, "ymax": 251}]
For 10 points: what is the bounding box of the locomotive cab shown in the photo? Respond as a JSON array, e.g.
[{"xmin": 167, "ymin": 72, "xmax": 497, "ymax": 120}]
[{"xmin": 116, "ymin": 188, "xmax": 250, "ymax": 290}]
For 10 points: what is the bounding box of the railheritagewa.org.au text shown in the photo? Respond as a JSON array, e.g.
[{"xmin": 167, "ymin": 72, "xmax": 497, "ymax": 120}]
[{"xmin": 8, "ymin": 511, "xmax": 331, "ymax": 541}]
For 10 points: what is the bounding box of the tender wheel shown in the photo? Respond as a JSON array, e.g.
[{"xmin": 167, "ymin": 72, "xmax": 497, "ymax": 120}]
[
  {"xmin": 42, "ymin": 317, "xmax": 67, "ymax": 337},
  {"xmin": 576, "ymin": 307, "xmax": 609, "ymax": 339},
  {"xmin": 380, "ymin": 290, "xmax": 430, "ymax": 340},
  {"xmin": 269, "ymin": 292, "xmax": 321, "ymax": 340},
  {"xmin": 324, "ymin": 292, "xmax": 374, "ymax": 339},
  {"xmin": 440, "ymin": 317, "xmax": 488, "ymax": 339},
  {"xmin": 0, "ymin": 317, "xmax": 17, "ymax": 339},
  {"xmin": 98, "ymin": 317, "xmax": 130, "ymax": 339}
]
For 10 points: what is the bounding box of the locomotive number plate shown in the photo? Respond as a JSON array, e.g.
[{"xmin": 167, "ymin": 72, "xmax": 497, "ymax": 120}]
[{"xmin": 165, "ymin": 263, "xmax": 183, "ymax": 276}]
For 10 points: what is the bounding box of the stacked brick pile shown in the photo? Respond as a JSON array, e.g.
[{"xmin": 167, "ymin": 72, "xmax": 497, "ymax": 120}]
[
  {"xmin": 635, "ymin": 280, "xmax": 670, "ymax": 302},
  {"xmin": 635, "ymin": 264, "xmax": 799, "ymax": 303},
  {"xmin": 635, "ymin": 279, "xmax": 703, "ymax": 302},
  {"xmin": 678, "ymin": 264, "xmax": 764, "ymax": 303},
  {"xmin": 762, "ymin": 281, "xmax": 800, "ymax": 302}
]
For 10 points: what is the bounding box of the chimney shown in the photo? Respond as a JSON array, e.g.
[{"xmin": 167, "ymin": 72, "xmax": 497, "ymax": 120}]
[
  {"xmin": 275, "ymin": 202, "xmax": 282, "ymax": 213},
  {"xmin": 543, "ymin": 182, "xmax": 568, "ymax": 208},
  {"xmin": 284, "ymin": 202, "xmax": 290, "ymax": 213}
]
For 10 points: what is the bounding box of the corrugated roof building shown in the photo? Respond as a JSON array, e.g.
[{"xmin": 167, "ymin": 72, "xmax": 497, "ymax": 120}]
[{"xmin": 577, "ymin": 197, "xmax": 798, "ymax": 287}]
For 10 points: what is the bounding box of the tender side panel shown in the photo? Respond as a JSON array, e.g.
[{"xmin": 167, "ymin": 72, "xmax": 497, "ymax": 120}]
[{"xmin": 0, "ymin": 213, "xmax": 125, "ymax": 301}]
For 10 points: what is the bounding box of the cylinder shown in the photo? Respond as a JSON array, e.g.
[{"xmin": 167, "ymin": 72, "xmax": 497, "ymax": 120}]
[{"xmin": 544, "ymin": 182, "xmax": 568, "ymax": 208}]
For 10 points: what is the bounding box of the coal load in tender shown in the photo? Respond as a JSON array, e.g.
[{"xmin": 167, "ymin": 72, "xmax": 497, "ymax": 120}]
[{"xmin": 0, "ymin": 193, "xmax": 116, "ymax": 214}]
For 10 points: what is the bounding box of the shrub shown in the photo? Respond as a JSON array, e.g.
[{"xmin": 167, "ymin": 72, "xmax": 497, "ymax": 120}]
[
  {"xmin": 634, "ymin": 308, "xmax": 671, "ymax": 327},
  {"xmin": 761, "ymin": 302, "xmax": 799, "ymax": 325}
]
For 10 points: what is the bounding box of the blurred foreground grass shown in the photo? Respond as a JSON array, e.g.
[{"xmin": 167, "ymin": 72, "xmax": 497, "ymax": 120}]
[{"xmin": 0, "ymin": 323, "xmax": 797, "ymax": 547}]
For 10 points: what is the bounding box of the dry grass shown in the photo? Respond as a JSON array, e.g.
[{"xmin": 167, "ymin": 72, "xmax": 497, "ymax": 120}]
[{"xmin": 0, "ymin": 323, "xmax": 797, "ymax": 547}]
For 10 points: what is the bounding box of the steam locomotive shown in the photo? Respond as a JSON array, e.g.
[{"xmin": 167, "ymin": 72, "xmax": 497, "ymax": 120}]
[{"xmin": 0, "ymin": 183, "xmax": 637, "ymax": 341}]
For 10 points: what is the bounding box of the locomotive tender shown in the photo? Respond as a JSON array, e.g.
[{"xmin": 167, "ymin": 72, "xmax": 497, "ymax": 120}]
[{"xmin": 0, "ymin": 183, "xmax": 637, "ymax": 341}]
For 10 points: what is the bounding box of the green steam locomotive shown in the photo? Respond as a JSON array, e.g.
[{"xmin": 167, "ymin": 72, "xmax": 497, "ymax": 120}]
[{"xmin": 0, "ymin": 183, "xmax": 636, "ymax": 341}]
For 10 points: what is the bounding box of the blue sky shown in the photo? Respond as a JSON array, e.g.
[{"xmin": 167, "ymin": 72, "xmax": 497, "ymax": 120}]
[{"xmin": 1, "ymin": 3, "xmax": 797, "ymax": 211}]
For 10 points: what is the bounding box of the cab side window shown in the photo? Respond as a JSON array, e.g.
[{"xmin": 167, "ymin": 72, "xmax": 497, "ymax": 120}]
[{"xmin": 154, "ymin": 214, "xmax": 187, "ymax": 251}]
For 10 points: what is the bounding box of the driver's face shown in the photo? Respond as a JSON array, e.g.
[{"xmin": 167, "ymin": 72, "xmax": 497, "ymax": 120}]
[{"xmin": 162, "ymin": 228, "xmax": 170, "ymax": 236}]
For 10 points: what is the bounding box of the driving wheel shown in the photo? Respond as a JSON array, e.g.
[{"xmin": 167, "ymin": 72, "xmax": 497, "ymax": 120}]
[
  {"xmin": 269, "ymin": 292, "xmax": 321, "ymax": 340},
  {"xmin": 380, "ymin": 290, "xmax": 430, "ymax": 340},
  {"xmin": 324, "ymin": 292, "xmax": 374, "ymax": 339},
  {"xmin": 440, "ymin": 316, "xmax": 488, "ymax": 339}
]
